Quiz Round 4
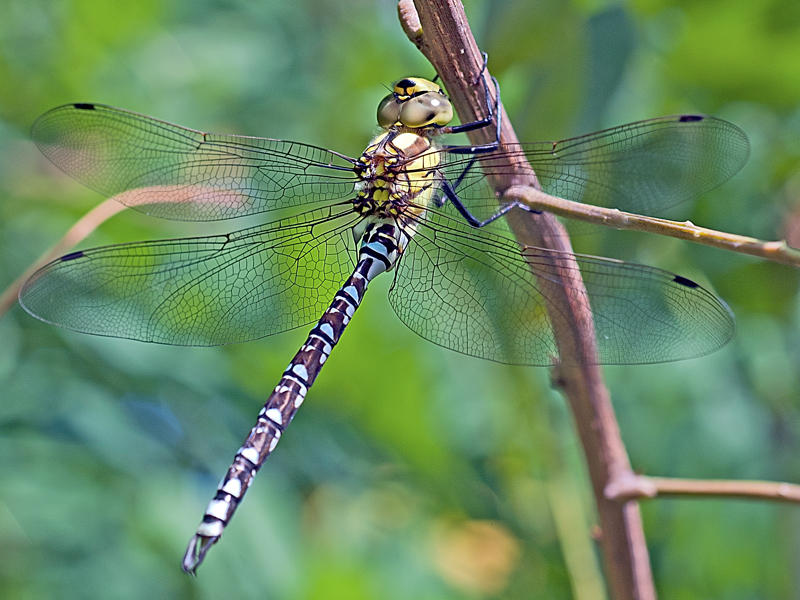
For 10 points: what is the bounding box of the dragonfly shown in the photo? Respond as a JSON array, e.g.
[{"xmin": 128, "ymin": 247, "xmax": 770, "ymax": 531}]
[{"xmin": 20, "ymin": 74, "xmax": 750, "ymax": 573}]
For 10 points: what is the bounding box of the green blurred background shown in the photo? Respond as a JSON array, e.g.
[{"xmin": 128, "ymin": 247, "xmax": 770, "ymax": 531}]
[{"xmin": 2, "ymin": 0, "xmax": 800, "ymax": 598}]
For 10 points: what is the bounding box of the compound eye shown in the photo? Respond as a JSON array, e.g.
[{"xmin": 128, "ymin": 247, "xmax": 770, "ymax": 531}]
[
  {"xmin": 377, "ymin": 94, "xmax": 402, "ymax": 128},
  {"xmin": 398, "ymin": 92, "xmax": 453, "ymax": 127}
]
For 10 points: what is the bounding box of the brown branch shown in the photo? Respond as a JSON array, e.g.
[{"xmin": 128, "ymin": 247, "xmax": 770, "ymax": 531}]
[
  {"xmin": 0, "ymin": 199, "xmax": 125, "ymax": 318},
  {"xmin": 506, "ymin": 186, "xmax": 800, "ymax": 267},
  {"xmin": 606, "ymin": 473, "xmax": 800, "ymax": 503},
  {"xmin": 400, "ymin": 2, "xmax": 654, "ymax": 599}
]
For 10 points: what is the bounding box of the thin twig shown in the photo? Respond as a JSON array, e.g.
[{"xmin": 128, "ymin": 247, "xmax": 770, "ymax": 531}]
[
  {"xmin": 0, "ymin": 199, "xmax": 125, "ymax": 318},
  {"xmin": 507, "ymin": 186, "xmax": 800, "ymax": 267},
  {"xmin": 606, "ymin": 473, "xmax": 800, "ymax": 503},
  {"xmin": 400, "ymin": 2, "xmax": 655, "ymax": 599}
]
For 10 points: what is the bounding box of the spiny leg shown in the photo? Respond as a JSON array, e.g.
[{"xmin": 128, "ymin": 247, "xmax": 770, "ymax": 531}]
[
  {"xmin": 434, "ymin": 151, "xmax": 539, "ymax": 229},
  {"xmin": 438, "ymin": 53, "xmax": 503, "ymax": 155},
  {"xmin": 434, "ymin": 55, "xmax": 529, "ymax": 226},
  {"xmin": 440, "ymin": 178, "xmax": 539, "ymax": 228}
]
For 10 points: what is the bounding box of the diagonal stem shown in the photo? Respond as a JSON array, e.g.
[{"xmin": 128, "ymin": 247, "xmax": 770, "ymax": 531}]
[
  {"xmin": 506, "ymin": 186, "xmax": 800, "ymax": 267},
  {"xmin": 606, "ymin": 473, "xmax": 800, "ymax": 503},
  {"xmin": 0, "ymin": 198, "xmax": 125, "ymax": 318}
]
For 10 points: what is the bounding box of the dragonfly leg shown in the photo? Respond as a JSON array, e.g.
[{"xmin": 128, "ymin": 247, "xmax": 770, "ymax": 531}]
[
  {"xmin": 441, "ymin": 177, "xmax": 539, "ymax": 228},
  {"xmin": 442, "ymin": 77, "xmax": 499, "ymax": 135},
  {"xmin": 439, "ymin": 55, "xmax": 502, "ymax": 154},
  {"xmin": 433, "ymin": 51, "xmax": 489, "ymax": 86},
  {"xmin": 433, "ymin": 154, "xmax": 479, "ymax": 209},
  {"xmin": 437, "ymin": 148, "xmax": 539, "ymax": 228}
]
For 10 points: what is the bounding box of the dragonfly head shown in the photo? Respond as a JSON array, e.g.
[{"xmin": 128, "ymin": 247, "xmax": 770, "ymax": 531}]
[{"xmin": 377, "ymin": 77, "xmax": 454, "ymax": 130}]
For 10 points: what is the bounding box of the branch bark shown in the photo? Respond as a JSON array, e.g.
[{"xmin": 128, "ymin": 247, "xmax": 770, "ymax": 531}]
[
  {"xmin": 606, "ymin": 474, "xmax": 800, "ymax": 503},
  {"xmin": 506, "ymin": 186, "xmax": 800, "ymax": 267},
  {"xmin": 400, "ymin": 2, "xmax": 655, "ymax": 599}
]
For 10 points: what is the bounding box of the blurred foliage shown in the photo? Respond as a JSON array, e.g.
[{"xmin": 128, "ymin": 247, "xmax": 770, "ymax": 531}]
[{"xmin": 1, "ymin": 0, "xmax": 799, "ymax": 598}]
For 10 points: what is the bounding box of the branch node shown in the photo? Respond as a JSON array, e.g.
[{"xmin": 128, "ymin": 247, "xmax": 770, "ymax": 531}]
[{"xmin": 605, "ymin": 473, "xmax": 658, "ymax": 501}]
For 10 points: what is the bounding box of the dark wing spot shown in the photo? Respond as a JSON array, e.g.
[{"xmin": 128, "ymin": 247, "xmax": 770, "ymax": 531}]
[
  {"xmin": 60, "ymin": 251, "xmax": 85, "ymax": 261},
  {"xmin": 73, "ymin": 103, "xmax": 96, "ymax": 111},
  {"xmin": 673, "ymin": 274, "xmax": 699, "ymax": 288},
  {"xmin": 678, "ymin": 115, "xmax": 704, "ymax": 122}
]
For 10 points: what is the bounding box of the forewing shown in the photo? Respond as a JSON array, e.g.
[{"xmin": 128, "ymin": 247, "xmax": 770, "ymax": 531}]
[
  {"xmin": 389, "ymin": 209, "xmax": 734, "ymax": 365},
  {"xmin": 437, "ymin": 115, "xmax": 750, "ymax": 223},
  {"xmin": 32, "ymin": 103, "xmax": 359, "ymax": 221},
  {"xmin": 19, "ymin": 206, "xmax": 360, "ymax": 345}
]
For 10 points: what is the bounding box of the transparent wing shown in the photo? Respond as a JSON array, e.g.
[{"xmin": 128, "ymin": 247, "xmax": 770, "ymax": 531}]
[
  {"xmin": 435, "ymin": 115, "xmax": 750, "ymax": 223},
  {"xmin": 390, "ymin": 208, "xmax": 734, "ymax": 366},
  {"xmin": 19, "ymin": 205, "xmax": 360, "ymax": 345},
  {"xmin": 32, "ymin": 103, "xmax": 360, "ymax": 221}
]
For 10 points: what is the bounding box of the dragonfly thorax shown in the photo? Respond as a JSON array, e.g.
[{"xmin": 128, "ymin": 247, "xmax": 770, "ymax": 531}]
[
  {"xmin": 351, "ymin": 129, "xmax": 442, "ymax": 248},
  {"xmin": 354, "ymin": 129, "xmax": 441, "ymax": 217}
]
